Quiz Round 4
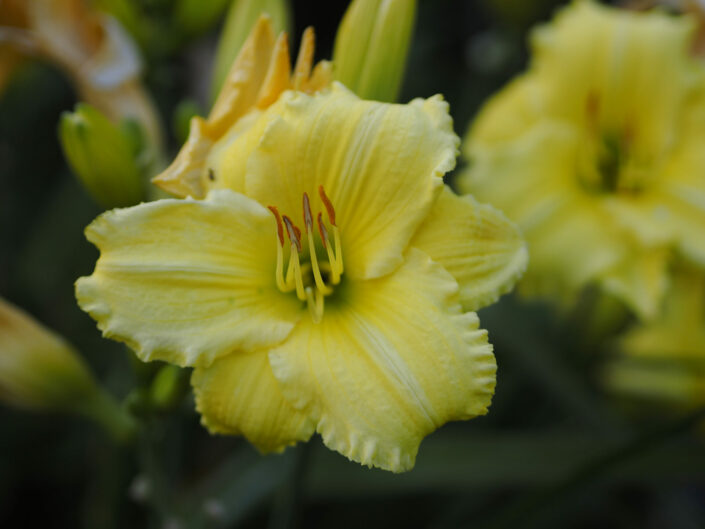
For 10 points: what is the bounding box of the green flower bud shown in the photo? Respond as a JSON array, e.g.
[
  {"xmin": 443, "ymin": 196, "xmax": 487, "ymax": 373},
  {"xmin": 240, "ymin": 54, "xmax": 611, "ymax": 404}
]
[
  {"xmin": 333, "ymin": 0, "xmax": 417, "ymax": 102},
  {"xmin": 0, "ymin": 298, "xmax": 97, "ymax": 412},
  {"xmin": 0, "ymin": 298, "xmax": 136, "ymax": 442},
  {"xmin": 210, "ymin": 0, "xmax": 291, "ymax": 102},
  {"xmin": 59, "ymin": 103, "xmax": 144, "ymax": 209}
]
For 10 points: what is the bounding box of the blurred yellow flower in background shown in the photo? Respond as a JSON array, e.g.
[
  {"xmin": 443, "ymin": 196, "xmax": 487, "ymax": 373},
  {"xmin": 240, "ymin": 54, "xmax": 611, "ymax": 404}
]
[
  {"xmin": 605, "ymin": 263, "xmax": 705, "ymax": 407},
  {"xmin": 153, "ymin": 15, "xmax": 332, "ymax": 199},
  {"xmin": 0, "ymin": 0, "xmax": 162, "ymax": 151},
  {"xmin": 460, "ymin": 0, "xmax": 705, "ymax": 319},
  {"xmin": 76, "ymin": 81, "xmax": 527, "ymax": 472}
]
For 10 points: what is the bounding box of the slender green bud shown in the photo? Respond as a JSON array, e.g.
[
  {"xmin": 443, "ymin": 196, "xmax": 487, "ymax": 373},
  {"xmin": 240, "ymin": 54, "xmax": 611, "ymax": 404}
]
[
  {"xmin": 333, "ymin": 0, "xmax": 417, "ymax": 102},
  {"xmin": 210, "ymin": 0, "xmax": 291, "ymax": 102},
  {"xmin": 59, "ymin": 103, "xmax": 144, "ymax": 209},
  {"xmin": 0, "ymin": 298, "xmax": 136, "ymax": 442},
  {"xmin": 0, "ymin": 298, "xmax": 98, "ymax": 412}
]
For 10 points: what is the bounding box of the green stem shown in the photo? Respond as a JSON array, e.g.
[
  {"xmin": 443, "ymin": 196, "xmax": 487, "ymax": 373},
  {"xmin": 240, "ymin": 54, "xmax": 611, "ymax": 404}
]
[{"xmin": 76, "ymin": 387, "xmax": 137, "ymax": 444}]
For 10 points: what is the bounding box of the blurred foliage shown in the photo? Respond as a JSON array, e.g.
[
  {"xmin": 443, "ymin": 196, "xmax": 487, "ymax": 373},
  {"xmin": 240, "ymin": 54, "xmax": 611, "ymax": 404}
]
[{"xmin": 0, "ymin": 1, "xmax": 704, "ymax": 528}]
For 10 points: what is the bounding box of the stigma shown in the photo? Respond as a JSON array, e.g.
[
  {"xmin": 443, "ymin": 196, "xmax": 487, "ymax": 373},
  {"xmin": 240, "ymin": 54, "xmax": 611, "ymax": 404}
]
[{"xmin": 268, "ymin": 186, "xmax": 344, "ymax": 323}]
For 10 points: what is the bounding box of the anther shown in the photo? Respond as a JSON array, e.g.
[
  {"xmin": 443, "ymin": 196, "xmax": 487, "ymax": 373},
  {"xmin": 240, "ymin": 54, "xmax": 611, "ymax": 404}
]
[
  {"xmin": 318, "ymin": 185, "xmax": 336, "ymax": 226},
  {"xmin": 282, "ymin": 215, "xmax": 302, "ymax": 253},
  {"xmin": 282, "ymin": 215, "xmax": 306, "ymax": 301},
  {"xmin": 317, "ymin": 212, "xmax": 328, "ymax": 249},
  {"xmin": 303, "ymin": 192, "xmax": 314, "ymax": 230},
  {"xmin": 317, "ymin": 185, "xmax": 343, "ymax": 282},
  {"xmin": 268, "ymin": 206, "xmax": 285, "ymax": 247},
  {"xmin": 268, "ymin": 206, "xmax": 288, "ymax": 293}
]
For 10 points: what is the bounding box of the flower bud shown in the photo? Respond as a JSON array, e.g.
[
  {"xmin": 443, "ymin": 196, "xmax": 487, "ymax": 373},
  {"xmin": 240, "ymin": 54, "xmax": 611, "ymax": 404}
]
[
  {"xmin": 210, "ymin": 0, "xmax": 290, "ymax": 101},
  {"xmin": 0, "ymin": 298, "xmax": 98, "ymax": 412},
  {"xmin": 333, "ymin": 0, "xmax": 416, "ymax": 102},
  {"xmin": 0, "ymin": 298, "xmax": 136, "ymax": 442},
  {"xmin": 59, "ymin": 103, "xmax": 144, "ymax": 209}
]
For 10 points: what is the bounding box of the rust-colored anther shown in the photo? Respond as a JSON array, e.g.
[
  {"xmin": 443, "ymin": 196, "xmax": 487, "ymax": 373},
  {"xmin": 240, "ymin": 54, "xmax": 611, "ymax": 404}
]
[
  {"xmin": 303, "ymin": 192, "xmax": 314, "ymax": 230},
  {"xmin": 317, "ymin": 212, "xmax": 328, "ymax": 249},
  {"xmin": 267, "ymin": 206, "xmax": 285, "ymax": 246},
  {"xmin": 318, "ymin": 185, "xmax": 336, "ymax": 226},
  {"xmin": 282, "ymin": 215, "xmax": 302, "ymax": 253}
]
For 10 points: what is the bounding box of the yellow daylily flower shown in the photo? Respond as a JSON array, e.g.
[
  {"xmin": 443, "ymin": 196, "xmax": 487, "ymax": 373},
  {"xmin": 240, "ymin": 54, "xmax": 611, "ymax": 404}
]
[
  {"xmin": 76, "ymin": 83, "xmax": 527, "ymax": 472},
  {"xmin": 0, "ymin": 0, "xmax": 162, "ymax": 151},
  {"xmin": 604, "ymin": 264, "xmax": 705, "ymax": 407},
  {"xmin": 153, "ymin": 15, "xmax": 332, "ymax": 199},
  {"xmin": 460, "ymin": 1, "xmax": 705, "ymax": 319}
]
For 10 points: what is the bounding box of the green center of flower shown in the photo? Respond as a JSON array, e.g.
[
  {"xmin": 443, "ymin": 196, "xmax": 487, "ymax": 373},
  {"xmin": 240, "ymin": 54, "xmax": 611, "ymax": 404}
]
[
  {"xmin": 578, "ymin": 92, "xmax": 647, "ymax": 195},
  {"xmin": 268, "ymin": 186, "xmax": 344, "ymax": 324}
]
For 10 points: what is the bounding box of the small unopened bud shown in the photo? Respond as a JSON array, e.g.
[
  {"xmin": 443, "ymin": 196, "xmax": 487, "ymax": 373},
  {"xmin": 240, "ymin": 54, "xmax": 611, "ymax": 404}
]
[
  {"xmin": 333, "ymin": 0, "xmax": 417, "ymax": 102},
  {"xmin": 0, "ymin": 298, "xmax": 136, "ymax": 442},
  {"xmin": 0, "ymin": 298, "xmax": 98, "ymax": 412},
  {"xmin": 210, "ymin": 0, "xmax": 290, "ymax": 101},
  {"xmin": 59, "ymin": 103, "xmax": 144, "ymax": 209}
]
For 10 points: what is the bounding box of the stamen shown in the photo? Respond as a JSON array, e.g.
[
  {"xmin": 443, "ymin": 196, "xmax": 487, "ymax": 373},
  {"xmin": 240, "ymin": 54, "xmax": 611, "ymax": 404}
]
[
  {"xmin": 332, "ymin": 225, "xmax": 344, "ymax": 278},
  {"xmin": 318, "ymin": 185, "xmax": 336, "ymax": 226},
  {"xmin": 282, "ymin": 215, "xmax": 302, "ymax": 253},
  {"xmin": 283, "ymin": 215, "xmax": 306, "ymax": 301},
  {"xmin": 318, "ymin": 212, "xmax": 340, "ymax": 285},
  {"xmin": 268, "ymin": 206, "xmax": 287, "ymax": 292},
  {"xmin": 305, "ymin": 286, "xmax": 324, "ymax": 324},
  {"xmin": 303, "ymin": 193, "xmax": 332, "ymax": 295},
  {"xmin": 318, "ymin": 186, "xmax": 344, "ymax": 281}
]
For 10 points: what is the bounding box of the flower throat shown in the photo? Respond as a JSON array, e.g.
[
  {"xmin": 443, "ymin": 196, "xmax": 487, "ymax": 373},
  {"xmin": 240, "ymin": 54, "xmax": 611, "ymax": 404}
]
[{"xmin": 268, "ymin": 186, "xmax": 344, "ymax": 324}]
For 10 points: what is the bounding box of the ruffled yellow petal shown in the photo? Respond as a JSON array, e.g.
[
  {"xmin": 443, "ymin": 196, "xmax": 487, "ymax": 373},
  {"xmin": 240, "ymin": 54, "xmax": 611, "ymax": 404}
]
[
  {"xmin": 268, "ymin": 249, "xmax": 496, "ymax": 472},
  {"xmin": 244, "ymin": 84, "xmax": 459, "ymax": 279},
  {"xmin": 76, "ymin": 190, "xmax": 302, "ymax": 367},
  {"xmin": 410, "ymin": 186, "xmax": 527, "ymax": 311},
  {"xmin": 192, "ymin": 350, "xmax": 315, "ymax": 453}
]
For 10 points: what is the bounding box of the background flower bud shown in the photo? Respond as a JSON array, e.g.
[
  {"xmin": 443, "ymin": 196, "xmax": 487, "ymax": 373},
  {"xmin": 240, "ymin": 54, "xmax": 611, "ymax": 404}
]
[
  {"xmin": 333, "ymin": 0, "xmax": 416, "ymax": 102},
  {"xmin": 59, "ymin": 103, "xmax": 145, "ymax": 209},
  {"xmin": 0, "ymin": 298, "xmax": 98, "ymax": 412}
]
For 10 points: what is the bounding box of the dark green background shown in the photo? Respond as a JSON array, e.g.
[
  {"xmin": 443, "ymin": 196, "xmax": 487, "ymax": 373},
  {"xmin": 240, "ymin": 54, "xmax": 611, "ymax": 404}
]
[{"xmin": 1, "ymin": 1, "xmax": 703, "ymax": 528}]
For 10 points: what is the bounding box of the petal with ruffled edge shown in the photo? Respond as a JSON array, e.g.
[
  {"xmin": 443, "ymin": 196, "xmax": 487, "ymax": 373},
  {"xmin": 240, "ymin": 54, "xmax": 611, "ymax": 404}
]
[
  {"xmin": 76, "ymin": 190, "xmax": 302, "ymax": 367},
  {"xmin": 192, "ymin": 350, "xmax": 315, "ymax": 453},
  {"xmin": 268, "ymin": 249, "xmax": 496, "ymax": 472},
  {"xmin": 410, "ymin": 185, "xmax": 527, "ymax": 311},
  {"xmin": 244, "ymin": 83, "xmax": 459, "ymax": 280}
]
